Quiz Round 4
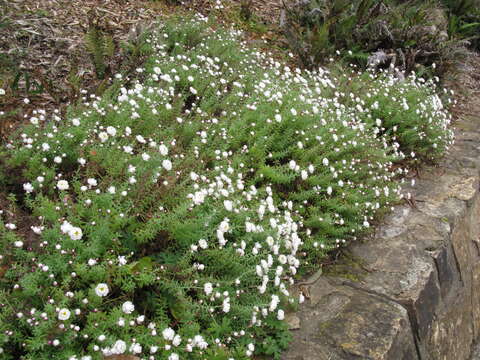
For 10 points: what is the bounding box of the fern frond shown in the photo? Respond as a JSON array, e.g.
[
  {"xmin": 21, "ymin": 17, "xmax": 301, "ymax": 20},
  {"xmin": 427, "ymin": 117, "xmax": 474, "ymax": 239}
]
[
  {"xmin": 85, "ymin": 26, "xmax": 106, "ymax": 79},
  {"xmin": 104, "ymin": 35, "xmax": 115, "ymax": 58}
]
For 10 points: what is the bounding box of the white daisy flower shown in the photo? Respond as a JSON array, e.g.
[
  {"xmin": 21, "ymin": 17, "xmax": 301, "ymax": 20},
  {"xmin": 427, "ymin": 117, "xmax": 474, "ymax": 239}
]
[
  {"xmin": 95, "ymin": 283, "xmax": 109, "ymax": 297},
  {"xmin": 58, "ymin": 308, "xmax": 71, "ymax": 321}
]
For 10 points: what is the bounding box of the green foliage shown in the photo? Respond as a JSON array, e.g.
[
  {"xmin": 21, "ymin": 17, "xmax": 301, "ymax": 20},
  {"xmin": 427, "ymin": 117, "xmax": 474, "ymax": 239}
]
[
  {"xmin": 333, "ymin": 67, "xmax": 455, "ymax": 162},
  {"xmin": 443, "ymin": 0, "xmax": 480, "ymax": 50},
  {"xmin": 440, "ymin": 0, "xmax": 479, "ymax": 16},
  {"xmin": 0, "ymin": 15, "xmax": 453, "ymax": 360},
  {"xmin": 85, "ymin": 25, "xmax": 115, "ymax": 80},
  {"xmin": 281, "ymin": 0, "xmax": 473, "ymax": 73}
]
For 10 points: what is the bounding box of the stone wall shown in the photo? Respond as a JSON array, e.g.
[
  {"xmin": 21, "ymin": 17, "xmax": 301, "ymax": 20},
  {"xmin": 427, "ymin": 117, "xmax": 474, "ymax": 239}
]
[{"xmin": 282, "ymin": 106, "xmax": 480, "ymax": 359}]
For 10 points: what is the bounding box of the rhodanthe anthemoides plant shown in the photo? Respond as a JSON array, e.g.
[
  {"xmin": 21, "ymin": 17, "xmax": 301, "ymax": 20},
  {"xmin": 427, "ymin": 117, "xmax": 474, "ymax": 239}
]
[{"xmin": 0, "ymin": 14, "xmax": 453, "ymax": 360}]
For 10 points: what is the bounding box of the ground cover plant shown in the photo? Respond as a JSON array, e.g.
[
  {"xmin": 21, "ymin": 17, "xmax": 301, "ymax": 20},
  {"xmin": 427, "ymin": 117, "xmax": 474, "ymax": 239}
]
[
  {"xmin": 0, "ymin": 15, "xmax": 453, "ymax": 360},
  {"xmin": 335, "ymin": 68, "xmax": 454, "ymax": 162}
]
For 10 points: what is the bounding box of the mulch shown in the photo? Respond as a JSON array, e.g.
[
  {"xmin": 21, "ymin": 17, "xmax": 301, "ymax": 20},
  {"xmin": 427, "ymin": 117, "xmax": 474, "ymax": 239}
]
[
  {"xmin": 1, "ymin": 0, "xmax": 168, "ymax": 126},
  {"xmin": 0, "ymin": 0, "xmax": 288, "ymax": 138}
]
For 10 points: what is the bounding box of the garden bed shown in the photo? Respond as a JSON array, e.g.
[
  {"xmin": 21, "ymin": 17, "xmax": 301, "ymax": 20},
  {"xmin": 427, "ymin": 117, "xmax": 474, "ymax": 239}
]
[{"xmin": 0, "ymin": 13, "xmax": 455, "ymax": 359}]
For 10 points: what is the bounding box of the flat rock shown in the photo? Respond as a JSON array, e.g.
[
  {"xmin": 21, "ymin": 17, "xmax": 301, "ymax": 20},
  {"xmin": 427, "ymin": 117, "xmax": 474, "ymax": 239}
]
[{"xmin": 282, "ymin": 278, "xmax": 417, "ymax": 360}]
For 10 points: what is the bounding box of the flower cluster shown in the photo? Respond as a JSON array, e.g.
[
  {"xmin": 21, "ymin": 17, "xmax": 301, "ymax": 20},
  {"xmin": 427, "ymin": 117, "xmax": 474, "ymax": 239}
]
[
  {"xmin": 341, "ymin": 69, "xmax": 455, "ymax": 162},
  {"xmin": 0, "ymin": 15, "xmax": 453, "ymax": 360}
]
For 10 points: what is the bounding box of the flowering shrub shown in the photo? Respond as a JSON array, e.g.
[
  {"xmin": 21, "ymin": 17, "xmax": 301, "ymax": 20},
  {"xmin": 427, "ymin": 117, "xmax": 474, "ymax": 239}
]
[
  {"xmin": 0, "ymin": 16, "xmax": 453, "ymax": 360},
  {"xmin": 337, "ymin": 70, "xmax": 455, "ymax": 162}
]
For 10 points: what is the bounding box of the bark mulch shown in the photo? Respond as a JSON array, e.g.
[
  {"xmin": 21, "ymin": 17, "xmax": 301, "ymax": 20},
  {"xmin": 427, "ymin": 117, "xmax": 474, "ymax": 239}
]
[{"xmin": 0, "ymin": 0, "xmax": 287, "ymax": 138}]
